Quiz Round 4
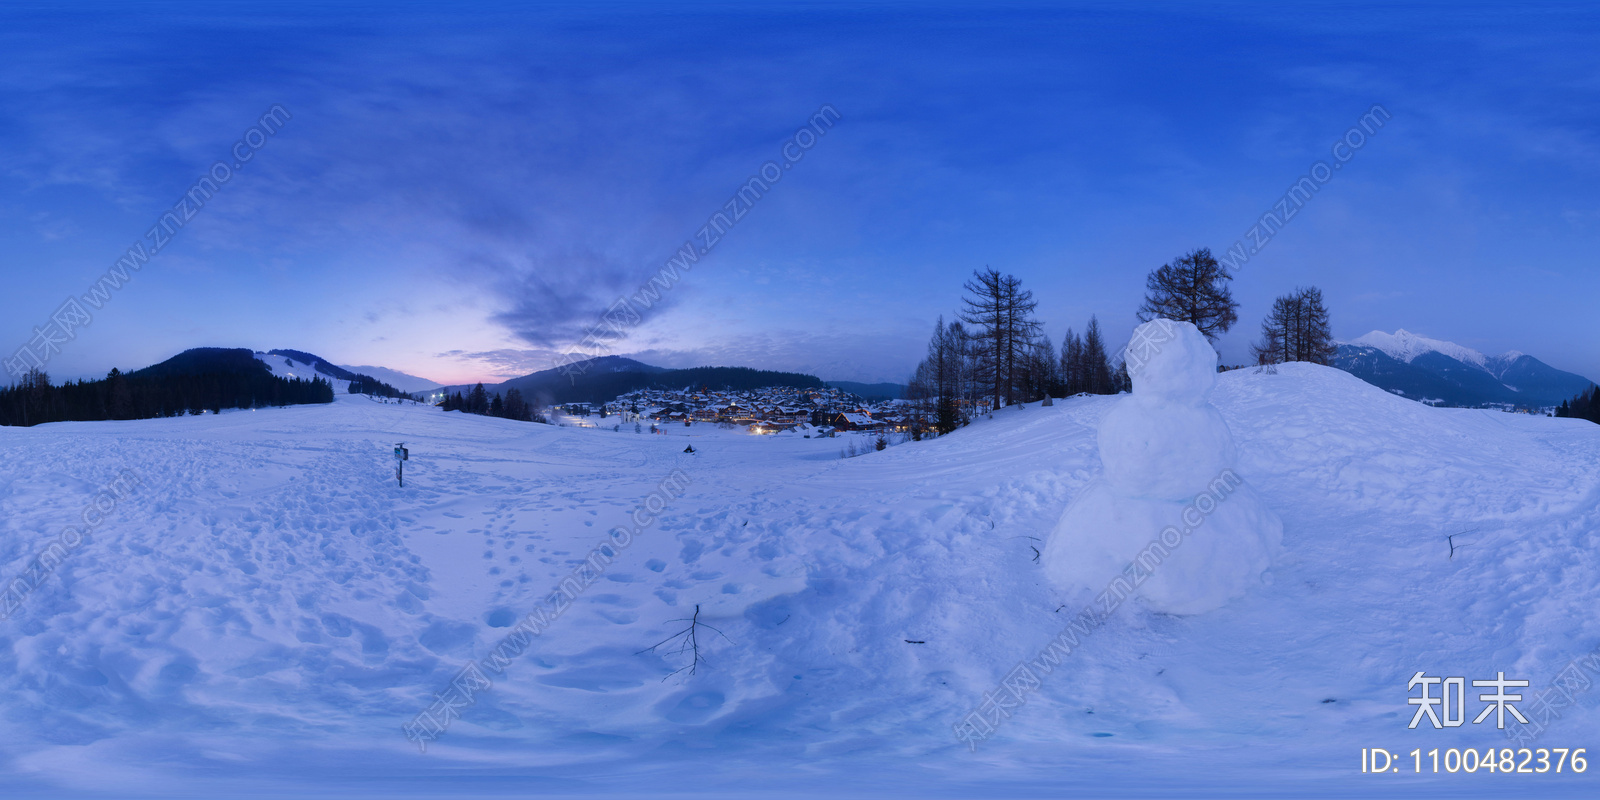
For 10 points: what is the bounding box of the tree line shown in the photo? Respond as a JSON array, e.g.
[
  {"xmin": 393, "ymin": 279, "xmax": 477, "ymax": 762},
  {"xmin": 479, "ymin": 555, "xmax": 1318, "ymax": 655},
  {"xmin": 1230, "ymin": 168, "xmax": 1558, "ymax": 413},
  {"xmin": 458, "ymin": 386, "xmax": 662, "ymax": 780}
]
[
  {"xmin": 348, "ymin": 375, "xmax": 414, "ymax": 400},
  {"xmin": 439, "ymin": 383, "xmax": 544, "ymax": 423},
  {"xmin": 1555, "ymin": 385, "xmax": 1600, "ymax": 425},
  {"xmin": 1248, "ymin": 286, "xmax": 1335, "ymax": 365},
  {"xmin": 1139, "ymin": 247, "xmax": 1335, "ymax": 367},
  {"xmin": 909, "ymin": 248, "xmax": 1338, "ymax": 435},
  {"xmin": 0, "ymin": 366, "xmax": 332, "ymax": 427},
  {"xmin": 498, "ymin": 364, "xmax": 824, "ymax": 407},
  {"xmin": 907, "ymin": 267, "xmax": 1132, "ymax": 434}
]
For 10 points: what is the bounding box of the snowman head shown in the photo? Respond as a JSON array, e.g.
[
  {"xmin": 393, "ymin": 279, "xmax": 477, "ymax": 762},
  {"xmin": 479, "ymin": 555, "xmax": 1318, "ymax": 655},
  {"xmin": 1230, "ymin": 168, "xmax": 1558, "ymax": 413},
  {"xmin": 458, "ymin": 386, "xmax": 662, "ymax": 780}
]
[{"xmin": 1123, "ymin": 319, "xmax": 1218, "ymax": 404}]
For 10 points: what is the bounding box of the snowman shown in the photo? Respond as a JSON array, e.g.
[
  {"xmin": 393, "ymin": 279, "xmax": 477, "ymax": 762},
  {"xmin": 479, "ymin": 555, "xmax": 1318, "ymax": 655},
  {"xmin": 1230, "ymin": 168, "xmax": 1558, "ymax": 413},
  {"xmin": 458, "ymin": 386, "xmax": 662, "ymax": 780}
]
[{"xmin": 1040, "ymin": 319, "xmax": 1281, "ymax": 615}]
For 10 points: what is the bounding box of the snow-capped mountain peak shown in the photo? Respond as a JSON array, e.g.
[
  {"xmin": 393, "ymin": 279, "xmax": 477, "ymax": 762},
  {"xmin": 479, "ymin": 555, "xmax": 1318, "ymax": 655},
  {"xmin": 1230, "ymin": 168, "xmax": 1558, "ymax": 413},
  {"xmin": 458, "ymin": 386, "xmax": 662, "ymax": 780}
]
[
  {"xmin": 1335, "ymin": 332, "xmax": 1596, "ymax": 409},
  {"xmin": 1348, "ymin": 329, "xmax": 1489, "ymax": 368}
]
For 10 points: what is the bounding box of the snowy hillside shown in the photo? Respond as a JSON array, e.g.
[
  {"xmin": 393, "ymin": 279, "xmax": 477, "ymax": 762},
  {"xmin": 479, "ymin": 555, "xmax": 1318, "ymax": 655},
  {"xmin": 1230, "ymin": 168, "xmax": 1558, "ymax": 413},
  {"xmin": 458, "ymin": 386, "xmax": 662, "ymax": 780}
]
[
  {"xmin": 255, "ymin": 350, "xmax": 351, "ymax": 393},
  {"xmin": 1, "ymin": 364, "xmax": 1597, "ymax": 798}
]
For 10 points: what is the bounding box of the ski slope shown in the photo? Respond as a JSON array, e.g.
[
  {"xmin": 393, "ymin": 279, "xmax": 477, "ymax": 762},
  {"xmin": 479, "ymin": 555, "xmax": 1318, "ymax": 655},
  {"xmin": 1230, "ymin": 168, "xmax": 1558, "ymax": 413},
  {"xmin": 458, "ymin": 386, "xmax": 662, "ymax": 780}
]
[
  {"xmin": 255, "ymin": 351, "xmax": 351, "ymax": 392},
  {"xmin": 1, "ymin": 365, "xmax": 1597, "ymax": 798}
]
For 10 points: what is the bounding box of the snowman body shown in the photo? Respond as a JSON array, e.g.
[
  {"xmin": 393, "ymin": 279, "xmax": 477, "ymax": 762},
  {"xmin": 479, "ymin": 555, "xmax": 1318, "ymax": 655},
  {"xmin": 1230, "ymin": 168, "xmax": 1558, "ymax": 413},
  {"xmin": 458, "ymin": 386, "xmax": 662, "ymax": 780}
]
[{"xmin": 1040, "ymin": 320, "xmax": 1281, "ymax": 615}]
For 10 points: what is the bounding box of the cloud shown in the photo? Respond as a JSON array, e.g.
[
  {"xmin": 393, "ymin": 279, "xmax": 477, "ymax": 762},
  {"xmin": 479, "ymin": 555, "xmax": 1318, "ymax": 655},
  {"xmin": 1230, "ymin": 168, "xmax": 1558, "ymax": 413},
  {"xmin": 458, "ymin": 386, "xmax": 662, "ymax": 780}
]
[
  {"xmin": 434, "ymin": 348, "xmax": 559, "ymax": 381},
  {"xmin": 6, "ymin": 5, "xmax": 1600, "ymax": 387},
  {"xmin": 0, "ymin": 9, "xmax": 821, "ymax": 355},
  {"xmin": 622, "ymin": 325, "xmax": 924, "ymax": 383}
]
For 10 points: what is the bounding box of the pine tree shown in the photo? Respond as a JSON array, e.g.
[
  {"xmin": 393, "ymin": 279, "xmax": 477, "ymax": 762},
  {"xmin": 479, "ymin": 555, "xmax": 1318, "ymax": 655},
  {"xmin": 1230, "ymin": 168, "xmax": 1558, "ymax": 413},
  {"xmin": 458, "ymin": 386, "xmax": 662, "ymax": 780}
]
[
  {"xmin": 107, "ymin": 368, "xmax": 132, "ymax": 420},
  {"xmin": 1059, "ymin": 321, "xmax": 1115, "ymax": 395},
  {"xmin": 504, "ymin": 388, "xmax": 530, "ymax": 421},
  {"xmin": 1556, "ymin": 385, "xmax": 1599, "ymax": 424}
]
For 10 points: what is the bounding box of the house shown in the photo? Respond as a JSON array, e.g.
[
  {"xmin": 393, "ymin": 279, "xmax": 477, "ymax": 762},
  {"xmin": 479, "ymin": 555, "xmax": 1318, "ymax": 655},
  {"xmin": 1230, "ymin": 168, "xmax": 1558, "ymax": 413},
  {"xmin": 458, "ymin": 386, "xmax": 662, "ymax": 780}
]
[
  {"xmin": 826, "ymin": 411, "xmax": 882, "ymax": 431},
  {"xmin": 877, "ymin": 414, "xmax": 914, "ymax": 432}
]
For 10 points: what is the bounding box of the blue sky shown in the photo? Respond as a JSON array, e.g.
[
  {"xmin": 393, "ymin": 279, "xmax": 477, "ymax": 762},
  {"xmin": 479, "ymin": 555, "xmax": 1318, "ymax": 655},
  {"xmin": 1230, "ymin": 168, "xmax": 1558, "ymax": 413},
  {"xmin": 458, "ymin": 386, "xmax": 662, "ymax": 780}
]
[{"xmin": 2, "ymin": 1, "xmax": 1597, "ymax": 385}]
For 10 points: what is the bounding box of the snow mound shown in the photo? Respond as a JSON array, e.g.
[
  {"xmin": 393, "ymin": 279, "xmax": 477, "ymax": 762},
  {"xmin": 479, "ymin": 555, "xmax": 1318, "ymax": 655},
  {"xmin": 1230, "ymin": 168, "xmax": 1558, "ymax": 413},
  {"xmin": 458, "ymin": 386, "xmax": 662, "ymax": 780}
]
[{"xmin": 1042, "ymin": 320, "xmax": 1281, "ymax": 614}]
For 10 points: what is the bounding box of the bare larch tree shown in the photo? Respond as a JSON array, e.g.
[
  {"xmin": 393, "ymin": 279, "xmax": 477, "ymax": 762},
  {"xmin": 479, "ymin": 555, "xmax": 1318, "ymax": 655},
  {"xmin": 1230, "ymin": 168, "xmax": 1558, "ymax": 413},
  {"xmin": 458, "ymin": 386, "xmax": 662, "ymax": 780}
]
[{"xmin": 1137, "ymin": 247, "xmax": 1240, "ymax": 342}]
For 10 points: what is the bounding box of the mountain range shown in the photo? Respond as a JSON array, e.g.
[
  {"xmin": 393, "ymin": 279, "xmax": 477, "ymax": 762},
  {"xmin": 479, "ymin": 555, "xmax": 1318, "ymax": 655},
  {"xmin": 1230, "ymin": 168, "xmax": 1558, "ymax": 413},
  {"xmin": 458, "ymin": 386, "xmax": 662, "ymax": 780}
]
[
  {"xmin": 337, "ymin": 364, "xmax": 443, "ymax": 393},
  {"xmin": 54, "ymin": 333, "xmax": 1589, "ymax": 416},
  {"xmin": 440, "ymin": 355, "xmax": 828, "ymax": 406},
  {"xmin": 1333, "ymin": 329, "xmax": 1596, "ymax": 409},
  {"xmin": 825, "ymin": 381, "xmax": 906, "ymax": 401}
]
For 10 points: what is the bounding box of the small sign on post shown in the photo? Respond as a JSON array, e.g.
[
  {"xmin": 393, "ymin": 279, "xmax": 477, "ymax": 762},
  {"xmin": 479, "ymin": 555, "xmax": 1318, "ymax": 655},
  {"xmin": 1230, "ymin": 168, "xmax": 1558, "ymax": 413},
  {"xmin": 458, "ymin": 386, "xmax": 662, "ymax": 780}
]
[{"xmin": 394, "ymin": 442, "xmax": 409, "ymax": 487}]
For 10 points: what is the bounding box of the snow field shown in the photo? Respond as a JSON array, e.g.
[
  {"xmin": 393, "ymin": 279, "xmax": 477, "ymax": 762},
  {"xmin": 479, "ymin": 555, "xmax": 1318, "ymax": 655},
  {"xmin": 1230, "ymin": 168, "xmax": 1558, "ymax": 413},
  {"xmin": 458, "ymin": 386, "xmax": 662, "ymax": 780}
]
[{"xmin": 0, "ymin": 365, "xmax": 1596, "ymax": 797}]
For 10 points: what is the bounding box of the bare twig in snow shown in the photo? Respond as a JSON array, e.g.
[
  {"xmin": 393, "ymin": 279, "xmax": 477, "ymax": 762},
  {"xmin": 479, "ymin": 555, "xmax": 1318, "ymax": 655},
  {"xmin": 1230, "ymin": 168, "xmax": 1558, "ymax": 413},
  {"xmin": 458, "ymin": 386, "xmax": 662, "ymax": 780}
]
[
  {"xmin": 637, "ymin": 604, "xmax": 732, "ymax": 679},
  {"xmin": 1448, "ymin": 529, "xmax": 1478, "ymax": 560}
]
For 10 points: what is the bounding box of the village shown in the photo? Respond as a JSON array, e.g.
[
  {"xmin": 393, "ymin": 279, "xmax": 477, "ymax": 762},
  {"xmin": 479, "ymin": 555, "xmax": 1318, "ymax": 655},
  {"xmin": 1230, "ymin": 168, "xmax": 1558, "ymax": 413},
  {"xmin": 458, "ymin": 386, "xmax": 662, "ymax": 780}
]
[{"xmin": 552, "ymin": 385, "xmax": 924, "ymax": 436}]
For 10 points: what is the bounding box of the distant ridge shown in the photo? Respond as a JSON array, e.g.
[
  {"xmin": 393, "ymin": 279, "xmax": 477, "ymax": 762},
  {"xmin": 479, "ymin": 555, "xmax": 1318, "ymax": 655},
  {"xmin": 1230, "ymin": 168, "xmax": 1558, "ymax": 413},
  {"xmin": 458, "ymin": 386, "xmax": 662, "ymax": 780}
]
[
  {"xmin": 339, "ymin": 365, "xmax": 442, "ymax": 393},
  {"xmin": 441, "ymin": 356, "xmax": 823, "ymax": 406},
  {"xmin": 826, "ymin": 381, "xmax": 906, "ymax": 401},
  {"xmin": 1334, "ymin": 330, "xmax": 1595, "ymax": 409},
  {"xmin": 133, "ymin": 347, "xmax": 280, "ymax": 379}
]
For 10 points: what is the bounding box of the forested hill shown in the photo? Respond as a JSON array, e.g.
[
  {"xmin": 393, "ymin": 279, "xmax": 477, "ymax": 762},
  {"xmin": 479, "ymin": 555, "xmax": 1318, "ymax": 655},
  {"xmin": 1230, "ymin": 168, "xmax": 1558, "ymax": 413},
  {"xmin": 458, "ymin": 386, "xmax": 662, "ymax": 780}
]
[
  {"xmin": 0, "ymin": 347, "xmax": 332, "ymax": 427},
  {"xmin": 461, "ymin": 359, "xmax": 826, "ymax": 406},
  {"xmin": 131, "ymin": 347, "xmax": 270, "ymax": 379},
  {"xmin": 826, "ymin": 381, "xmax": 907, "ymax": 402}
]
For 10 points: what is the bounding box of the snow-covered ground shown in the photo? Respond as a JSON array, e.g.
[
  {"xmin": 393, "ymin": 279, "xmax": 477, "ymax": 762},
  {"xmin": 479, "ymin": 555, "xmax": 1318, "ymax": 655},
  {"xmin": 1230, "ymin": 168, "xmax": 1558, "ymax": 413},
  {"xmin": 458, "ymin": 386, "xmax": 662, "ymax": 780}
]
[
  {"xmin": 1, "ymin": 364, "xmax": 1597, "ymax": 798},
  {"xmin": 255, "ymin": 351, "xmax": 351, "ymax": 392}
]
